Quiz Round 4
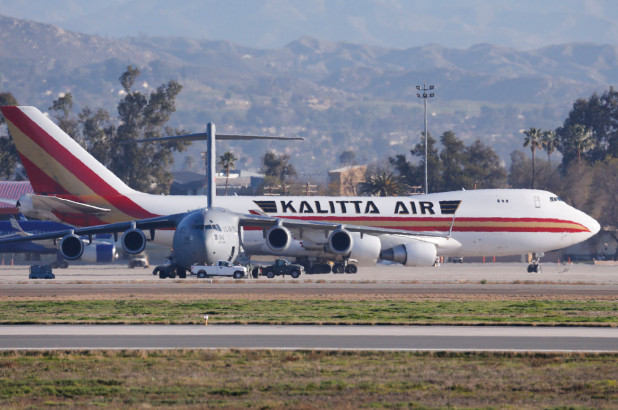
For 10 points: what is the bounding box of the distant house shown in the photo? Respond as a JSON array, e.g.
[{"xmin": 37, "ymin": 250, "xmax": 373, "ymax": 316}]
[
  {"xmin": 170, "ymin": 170, "xmax": 264, "ymax": 196},
  {"xmin": 328, "ymin": 165, "xmax": 366, "ymax": 196}
]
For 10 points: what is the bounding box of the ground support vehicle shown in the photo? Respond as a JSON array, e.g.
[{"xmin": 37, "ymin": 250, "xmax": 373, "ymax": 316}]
[
  {"xmin": 191, "ymin": 260, "xmax": 247, "ymax": 279},
  {"xmin": 129, "ymin": 254, "xmax": 150, "ymax": 268},
  {"xmin": 29, "ymin": 264, "xmax": 55, "ymax": 279},
  {"xmin": 252, "ymin": 259, "xmax": 304, "ymax": 279}
]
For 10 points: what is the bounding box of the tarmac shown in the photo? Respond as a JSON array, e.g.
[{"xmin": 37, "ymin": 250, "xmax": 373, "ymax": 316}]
[{"xmin": 0, "ymin": 261, "xmax": 616, "ymax": 284}]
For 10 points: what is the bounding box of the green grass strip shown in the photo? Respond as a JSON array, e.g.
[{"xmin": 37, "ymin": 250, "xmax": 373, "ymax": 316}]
[
  {"xmin": 0, "ymin": 350, "xmax": 616, "ymax": 408},
  {"xmin": 0, "ymin": 299, "xmax": 616, "ymax": 325}
]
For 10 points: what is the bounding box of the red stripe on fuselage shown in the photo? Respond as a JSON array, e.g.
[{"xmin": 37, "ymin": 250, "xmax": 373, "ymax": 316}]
[
  {"xmin": 243, "ymin": 215, "xmax": 589, "ymax": 233},
  {"xmin": 4, "ymin": 107, "xmax": 158, "ymax": 220}
]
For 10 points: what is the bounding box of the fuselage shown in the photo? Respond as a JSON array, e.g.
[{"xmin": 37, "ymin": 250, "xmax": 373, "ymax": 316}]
[{"xmin": 20, "ymin": 188, "xmax": 600, "ymax": 258}]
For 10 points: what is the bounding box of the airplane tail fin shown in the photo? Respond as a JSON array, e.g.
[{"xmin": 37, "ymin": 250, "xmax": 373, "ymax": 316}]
[{"xmin": 0, "ymin": 106, "xmax": 136, "ymax": 197}]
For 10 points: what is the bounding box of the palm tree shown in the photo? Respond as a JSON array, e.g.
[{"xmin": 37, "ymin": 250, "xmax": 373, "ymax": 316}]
[
  {"xmin": 217, "ymin": 151, "xmax": 237, "ymax": 195},
  {"xmin": 541, "ymin": 130, "xmax": 558, "ymax": 166},
  {"xmin": 522, "ymin": 127, "xmax": 544, "ymax": 189},
  {"xmin": 359, "ymin": 170, "xmax": 409, "ymax": 196},
  {"xmin": 569, "ymin": 124, "xmax": 595, "ymax": 165}
]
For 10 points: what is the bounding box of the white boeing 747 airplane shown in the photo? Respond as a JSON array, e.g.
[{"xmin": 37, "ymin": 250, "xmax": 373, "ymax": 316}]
[{"xmin": 0, "ymin": 106, "xmax": 600, "ymax": 275}]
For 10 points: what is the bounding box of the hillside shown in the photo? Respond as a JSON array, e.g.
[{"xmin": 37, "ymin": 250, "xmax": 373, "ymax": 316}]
[{"xmin": 1, "ymin": 14, "xmax": 617, "ymax": 176}]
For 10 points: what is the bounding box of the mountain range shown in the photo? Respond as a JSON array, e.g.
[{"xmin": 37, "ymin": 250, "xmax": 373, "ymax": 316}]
[{"xmin": 1, "ymin": 14, "xmax": 617, "ymax": 176}]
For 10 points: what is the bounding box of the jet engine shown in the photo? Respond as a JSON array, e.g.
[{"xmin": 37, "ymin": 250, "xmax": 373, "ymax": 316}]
[
  {"xmin": 326, "ymin": 229, "xmax": 353, "ymax": 255},
  {"xmin": 121, "ymin": 228, "xmax": 147, "ymax": 254},
  {"xmin": 59, "ymin": 233, "xmax": 84, "ymax": 260},
  {"xmin": 265, "ymin": 225, "xmax": 292, "ymax": 252},
  {"xmin": 325, "ymin": 229, "xmax": 381, "ymax": 264},
  {"xmin": 379, "ymin": 240, "xmax": 437, "ymax": 266},
  {"xmin": 59, "ymin": 234, "xmax": 116, "ymax": 262}
]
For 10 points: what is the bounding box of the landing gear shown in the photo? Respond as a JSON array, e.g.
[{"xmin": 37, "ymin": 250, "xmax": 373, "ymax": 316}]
[
  {"xmin": 527, "ymin": 252, "xmax": 543, "ymax": 273},
  {"xmin": 332, "ymin": 263, "xmax": 345, "ymax": 274},
  {"xmin": 344, "ymin": 264, "xmax": 358, "ymax": 274},
  {"xmin": 333, "ymin": 261, "xmax": 358, "ymax": 274},
  {"xmin": 296, "ymin": 257, "xmax": 358, "ymax": 275}
]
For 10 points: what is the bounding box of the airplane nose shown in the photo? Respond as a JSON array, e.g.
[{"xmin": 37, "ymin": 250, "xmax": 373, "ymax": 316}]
[{"xmin": 587, "ymin": 216, "xmax": 601, "ymax": 236}]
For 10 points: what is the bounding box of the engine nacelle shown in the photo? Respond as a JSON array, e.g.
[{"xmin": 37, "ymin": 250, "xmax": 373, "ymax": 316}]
[
  {"xmin": 325, "ymin": 230, "xmax": 381, "ymax": 264},
  {"xmin": 326, "ymin": 229, "xmax": 353, "ymax": 255},
  {"xmin": 265, "ymin": 225, "xmax": 292, "ymax": 252},
  {"xmin": 348, "ymin": 233, "xmax": 381, "ymax": 264},
  {"xmin": 81, "ymin": 242, "xmax": 116, "ymax": 263},
  {"xmin": 60, "ymin": 234, "xmax": 84, "ymax": 260},
  {"xmin": 380, "ymin": 240, "xmax": 437, "ymax": 267},
  {"xmin": 121, "ymin": 228, "xmax": 147, "ymax": 254}
]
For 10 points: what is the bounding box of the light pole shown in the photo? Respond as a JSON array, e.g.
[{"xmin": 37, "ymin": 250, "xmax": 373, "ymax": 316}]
[{"xmin": 416, "ymin": 82, "xmax": 434, "ymax": 194}]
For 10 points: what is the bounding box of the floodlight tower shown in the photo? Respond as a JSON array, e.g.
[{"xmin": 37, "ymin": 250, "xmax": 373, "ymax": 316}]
[{"xmin": 416, "ymin": 82, "xmax": 435, "ymax": 194}]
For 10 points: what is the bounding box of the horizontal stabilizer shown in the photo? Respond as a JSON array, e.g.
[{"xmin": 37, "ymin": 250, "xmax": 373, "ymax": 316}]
[
  {"xmin": 121, "ymin": 132, "xmax": 304, "ymax": 144},
  {"xmin": 28, "ymin": 195, "xmax": 111, "ymax": 215}
]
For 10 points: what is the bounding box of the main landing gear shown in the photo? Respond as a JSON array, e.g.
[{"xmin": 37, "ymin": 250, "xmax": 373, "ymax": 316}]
[
  {"xmin": 332, "ymin": 261, "xmax": 358, "ymax": 274},
  {"xmin": 299, "ymin": 258, "xmax": 358, "ymax": 274},
  {"xmin": 527, "ymin": 252, "xmax": 543, "ymax": 273}
]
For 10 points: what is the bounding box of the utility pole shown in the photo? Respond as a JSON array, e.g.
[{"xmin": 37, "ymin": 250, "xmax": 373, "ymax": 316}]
[{"xmin": 416, "ymin": 82, "xmax": 435, "ymax": 194}]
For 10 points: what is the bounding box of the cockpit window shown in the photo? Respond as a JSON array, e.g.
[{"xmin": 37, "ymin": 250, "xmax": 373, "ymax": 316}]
[
  {"xmin": 195, "ymin": 224, "xmax": 224, "ymax": 231},
  {"xmin": 549, "ymin": 197, "xmax": 562, "ymax": 202}
]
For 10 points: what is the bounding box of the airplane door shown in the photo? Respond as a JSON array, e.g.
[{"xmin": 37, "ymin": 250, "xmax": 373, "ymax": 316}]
[{"xmin": 534, "ymin": 196, "xmax": 541, "ymax": 208}]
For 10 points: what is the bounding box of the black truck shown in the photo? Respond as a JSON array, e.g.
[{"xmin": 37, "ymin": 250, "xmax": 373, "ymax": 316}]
[{"xmin": 252, "ymin": 259, "xmax": 304, "ymax": 279}]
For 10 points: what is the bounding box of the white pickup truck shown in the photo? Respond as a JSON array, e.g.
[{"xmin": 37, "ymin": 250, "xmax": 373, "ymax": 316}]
[{"xmin": 190, "ymin": 260, "xmax": 247, "ymax": 279}]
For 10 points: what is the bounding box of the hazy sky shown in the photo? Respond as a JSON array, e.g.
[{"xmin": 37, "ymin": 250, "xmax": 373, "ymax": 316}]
[{"xmin": 2, "ymin": 0, "xmax": 618, "ymax": 49}]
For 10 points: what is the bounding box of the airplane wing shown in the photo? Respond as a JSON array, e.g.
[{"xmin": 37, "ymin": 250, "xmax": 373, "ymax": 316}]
[
  {"xmin": 238, "ymin": 214, "xmax": 451, "ymax": 238},
  {"xmin": 0, "ymin": 212, "xmax": 186, "ymax": 244}
]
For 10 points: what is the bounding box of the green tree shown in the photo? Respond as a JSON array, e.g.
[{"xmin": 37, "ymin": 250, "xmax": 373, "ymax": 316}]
[
  {"xmin": 261, "ymin": 151, "xmax": 297, "ymax": 195},
  {"xmin": 522, "ymin": 127, "xmax": 544, "ymax": 189},
  {"xmin": 541, "ymin": 129, "xmax": 558, "ymax": 166},
  {"xmin": 0, "ymin": 92, "xmax": 19, "ymax": 180},
  {"xmin": 78, "ymin": 107, "xmax": 114, "ymax": 165},
  {"xmin": 49, "ymin": 93, "xmax": 79, "ymax": 141},
  {"xmin": 359, "ymin": 169, "xmax": 409, "ymax": 196},
  {"xmin": 46, "ymin": 67, "xmax": 187, "ymax": 194},
  {"xmin": 509, "ymin": 150, "xmax": 532, "ymax": 188},
  {"xmin": 556, "ymin": 87, "xmax": 618, "ymax": 164},
  {"xmin": 389, "ymin": 132, "xmax": 439, "ymax": 192},
  {"xmin": 559, "ymin": 124, "xmax": 595, "ymax": 166},
  {"xmin": 217, "ymin": 151, "xmax": 237, "ymax": 195},
  {"xmin": 106, "ymin": 66, "xmax": 188, "ymax": 193},
  {"xmin": 439, "ymin": 131, "xmax": 466, "ymax": 191},
  {"xmin": 462, "ymin": 139, "xmax": 507, "ymax": 189}
]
